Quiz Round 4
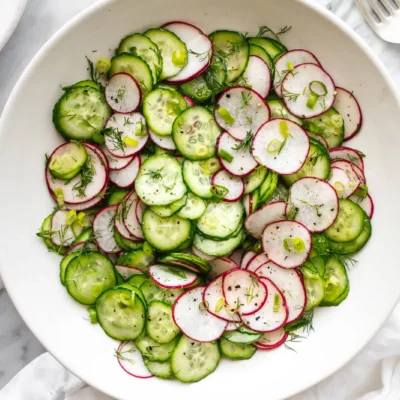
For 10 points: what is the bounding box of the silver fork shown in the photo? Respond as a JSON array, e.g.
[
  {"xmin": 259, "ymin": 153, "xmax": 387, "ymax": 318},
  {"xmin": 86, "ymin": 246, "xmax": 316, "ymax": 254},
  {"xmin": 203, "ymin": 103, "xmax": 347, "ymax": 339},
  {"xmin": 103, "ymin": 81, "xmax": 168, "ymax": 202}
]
[{"xmin": 354, "ymin": 0, "xmax": 400, "ymax": 43}]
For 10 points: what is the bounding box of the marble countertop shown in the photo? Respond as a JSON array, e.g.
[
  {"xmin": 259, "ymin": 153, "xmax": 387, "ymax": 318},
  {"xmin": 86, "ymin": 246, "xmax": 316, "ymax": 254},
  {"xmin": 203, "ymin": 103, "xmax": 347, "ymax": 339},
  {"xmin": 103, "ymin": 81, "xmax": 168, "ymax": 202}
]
[{"xmin": 0, "ymin": 0, "xmax": 399, "ymax": 392}]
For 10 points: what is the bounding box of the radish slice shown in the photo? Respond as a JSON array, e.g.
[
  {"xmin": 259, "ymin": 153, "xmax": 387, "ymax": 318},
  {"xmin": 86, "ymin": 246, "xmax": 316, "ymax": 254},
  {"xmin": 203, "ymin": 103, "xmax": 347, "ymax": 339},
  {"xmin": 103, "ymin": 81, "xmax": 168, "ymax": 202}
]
[
  {"xmin": 203, "ymin": 275, "xmax": 241, "ymax": 322},
  {"xmin": 123, "ymin": 191, "xmax": 144, "ymax": 240},
  {"xmin": 109, "ymin": 155, "xmax": 141, "ymax": 189},
  {"xmin": 192, "ymin": 246, "xmax": 216, "ymax": 262},
  {"xmin": 172, "ymin": 286, "xmax": 227, "ymax": 342},
  {"xmin": 256, "ymin": 261, "xmax": 306, "ymax": 323},
  {"xmin": 282, "ymin": 63, "xmax": 335, "ymax": 119},
  {"xmin": 307, "ymin": 131, "xmax": 329, "ymax": 149},
  {"xmin": 241, "ymin": 251, "xmax": 257, "ymax": 269},
  {"xmin": 115, "ymin": 265, "xmax": 144, "ymax": 280},
  {"xmin": 329, "ymin": 146, "xmax": 364, "ymax": 170},
  {"xmin": 148, "ymin": 129, "xmax": 176, "ymax": 151},
  {"xmin": 183, "ymin": 95, "xmax": 195, "ymax": 107},
  {"xmin": 50, "ymin": 210, "xmax": 75, "ymax": 247},
  {"xmin": 135, "ymin": 199, "xmax": 146, "ymax": 225},
  {"xmin": 115, "ymin": 202, "xmax": 140, "ymax": 241},
  {"xmin": 100, "ymin": 144, "xmax": 133, "ymax": 171},
  {"xmin": 65, "ymin": 189, "xmax": 106, "ymax": 211},
  {"xmin": 222, "ymin": 269, "xmax": 268, "ymax": 315},
  {"xmin": 104, "ymin": 112, "xmax": 149, "ymax": 158},
  {"xmin": 241, "ymin": 278, "xmax": 288, "ymax": 332},
  {"xmin": 208, "ymin": 257, "xmax": 239, "ymax": 280},
  {"xmin": 262, "ymin": 220, "xmax": 311, "ymax": 268},
  {"xmin": 247, "ymin": 253, "xmax": 269, "ymax": 272},
  {"xmin": 241, "ymin": 56, "xmax": 271, "ymax": 98},
  {"xmin": 211, "ymin": 170, "xmax": 244, "ymax": 202},
  {"xmin": 149, "ymin": 264, "xmax": 198, "ymax": 289},
  {"xmin": 349, "ymin": 193, "xmax": 374, "ymax": 219},
  {"xmin": 243, "ymin": 194, "xmax": 253, "ymax": 217},
  {"xmin": 328, "ymin": 167, "xmax": 360, "ymax": 198},
  {"xmin": 333, "ymin": 87, "xmax": 363, "ymax": 141},
  {"xmin": 225, "ymin": 322, "xmax": 239, "ymax": 332},
  {"xmin": 116, "ymin": 341, "xmax": 153, "ymax": 378},
  {"xmin": 67, "ymin": 241, "xmax": 98, "ymax": 254},
  {"xmin": 217, "ymin": 131, "xmax": 258, "ymax": 177},
  {"xmin": 254, "ymin": 328, "xmax": 289, "ymax": 350},
  {"xmin": 331, "ymin": 159, "xmax": 365, "ymax": 184},
  {"xmin": 163, "ymin": 22, "xmax": 212, "ymax": 84},
  {"xmin": 274, "ymin": 50, "xmax": 321, "ymax": 97},
  {"xmin": 245, "ymin": 201, "xmax": 287, "ymax": 239},
  {"xmin": 214, "ymin": 87, "xmax": 270, "ymax": 141},
  {"xmin": 229, "ymin": 249, "xmax": 243, "ymax": 265},
  {"xmin": 93, "ymin": 205, "xmax": 122, "ymax": 253},
  {"xmin": 46, "ymin": 146, "xmax": 107, "ymax": 204},
  {"xmin": 288, "ymin": 177, "xmax": 339, "ymax": 232},
  {"xmin": 252, "ymin": 119, "xmax": 309, "ymax": 175},
  {"xmin": 83, "ymin": 143, "xmax": 109, "ymax": 170},
  {"xmin": 105, "ymin": 73, "xmax": 141, "ymax": 113}
]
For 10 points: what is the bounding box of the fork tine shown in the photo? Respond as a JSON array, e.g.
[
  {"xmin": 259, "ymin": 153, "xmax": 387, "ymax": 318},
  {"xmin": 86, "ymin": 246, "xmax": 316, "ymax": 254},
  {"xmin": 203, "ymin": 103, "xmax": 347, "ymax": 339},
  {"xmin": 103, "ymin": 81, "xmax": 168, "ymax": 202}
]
[
  {"xmin": 380, "ymin": 0, "xmax": 395, "ymax": 14},
  {"xmin": 354, "ymin": 0, "xmax": 379, "ymax": 25},
  {"xmin": 392, "ymin": 0, "xmax": 400, "ymax": 8},
  {"xmin": 366, "ymin": 0, "xmax": 386, "ymax": 20}
]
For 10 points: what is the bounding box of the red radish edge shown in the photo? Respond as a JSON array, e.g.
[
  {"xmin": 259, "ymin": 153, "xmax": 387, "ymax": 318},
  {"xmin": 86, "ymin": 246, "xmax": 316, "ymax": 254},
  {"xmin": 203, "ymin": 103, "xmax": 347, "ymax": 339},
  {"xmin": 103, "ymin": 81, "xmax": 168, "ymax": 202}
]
[
  {"xmin": 211, "ymin": 170, "xmax": 245, "ymax": 202},
  {"xmin": 116, "ymin": 341, "xmax": 153, "ymax": 379},
  {"xmin": 148, "ymin": 265, "xmax": 198, "ymax": 289},
  {"xmin": 329, "ymin": 146, "xmax": 365, "ymax": 171},
  {"xmin": 336, "ymin": 87, "xmax": 363, "ymax": 141},
  {"xmin": 254, "ymin": 331, "xmax": 289, "ymax": 350}
]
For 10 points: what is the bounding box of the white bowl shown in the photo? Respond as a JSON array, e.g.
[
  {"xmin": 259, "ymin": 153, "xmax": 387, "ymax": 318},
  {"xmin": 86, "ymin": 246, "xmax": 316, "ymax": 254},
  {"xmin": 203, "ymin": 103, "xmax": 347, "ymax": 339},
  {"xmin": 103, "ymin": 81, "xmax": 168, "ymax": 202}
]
[{"xmin": 1, "ymin": 0, "xmax": 399, "ymax": 398}]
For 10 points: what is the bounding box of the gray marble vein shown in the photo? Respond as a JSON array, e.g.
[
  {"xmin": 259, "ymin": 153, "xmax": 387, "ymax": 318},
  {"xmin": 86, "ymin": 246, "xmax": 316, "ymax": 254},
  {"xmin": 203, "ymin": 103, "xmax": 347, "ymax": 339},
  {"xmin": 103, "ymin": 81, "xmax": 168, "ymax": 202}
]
[{"xmin": 0, "ymin": 0, "xmax": 399, "ymax": 392}]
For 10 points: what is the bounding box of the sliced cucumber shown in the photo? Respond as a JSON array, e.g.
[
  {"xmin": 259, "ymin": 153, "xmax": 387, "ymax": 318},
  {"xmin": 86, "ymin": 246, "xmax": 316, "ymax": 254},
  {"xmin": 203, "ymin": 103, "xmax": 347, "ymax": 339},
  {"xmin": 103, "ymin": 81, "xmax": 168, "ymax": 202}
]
[
  {"xmin": 140, "ymin": 279, "xmax": 183, "ymax": 305},
  {"xmin": 301, "ymin": 263, "xmax": 325, "ymax": 310},
  {"xmin": 158, "ymin": 253, "xmax": 211, "ymax": 274},
  {"xmin": 182, "ymin": 159, "xmax": 214, "ymax": 199},
  {"xmin": 145, "ymin": 28, "xmax": 188, "ymax": 80},
  {"xmin": 117, "ymin": 33, "xmax": 162, "ymax": 84},
  {"xmin": 171, "ymin": 335, "xmax": 220, "ymax": 383},
  {"xmin": 180, "ymin": 75, "xmax": 212, "ymax": 103},
  {"xmin": 151, "ymin": 195, "xmax": 187, "ymax": 218},
  {"xmin": 116, "ymin": 283, "xmax": 147, "ymax": 306},
  {"xmin": 282, "ymin": 139, "xmax": 330, "ymax": 186},
  {"xmin": 243, "ymin": 167, "xmax": 268, "ymax": 195},
  {"xmin": 142, "ymin": 209, "xmax": 192, "ymax": 252},
  {"xmin": 320, "ymin": 257, "xmax": 349, "ymax": 306},
  {"xmin": 109, "ymin": 53, "xmax": 153, "ymax": 95},
  {"xmin": 96, "ymin": 287, "xmax": 146, "ymax": 340},
  {"xmin": 146, "ymin": 301, "xmax": 180, "ymax": 344},
  {"xmin": 258, "ymin": 171, "xmax": 278, "ymax": 204},
  {"xmin": 65, "ymin": 252, "xmax": 116, "ymax": 305},
  {"xmin": 249, "ymin": 43, "xmax": 274, "ymax": 78},
  {"xmin": 107, "ymin": 188, "xmax": 129, "ymax": 205},
  {"xmin": 53, "ymin": 86, "xmax": 111, "ymax": 141},
  {"xmin": 204, "ymin": 54, "xmax": 227, "ymax": 98},
  {"xmin": 172, "ymin": 106, "xmax": 221, "ymax": 160},
  {"xmin": 222, "ymin": 330, "xmax": 262, "ymax": 344},
  {"xmin": 325, "ymin": 199, "xmax": 364, "ymax": 243},
  {"xmin": 210, "ymin": 30, "xmax": 249, "ymax": 83},
  {"xmin": 176, "ymin": 192, "xmax": 206, "ymax": 219},
  {"xmin": 193, "ymin": 229, "xmax": 244, "ymax": 257},
  {"xmin": 117, "ymin": 249, "xmax": 155, "ymax": 272},
  {"xmin": 302, "ymin": 108, "xmax": 344, "ymax": 148},
  {"xmin": 219, "ymin": 337, "xmax": 257, "ymax": 360},
  {"xmin": 136, "ymin": 331, "xmax": 179, "ymax": 361},
  {"xmin": 63, "ymin": 79, "xmax": 102, "ymax": 91},
  {"xmin": 143, "ymin": 88, "xmax": 187, "ymax": 136},
  {"xmin": 197, "ymin": 201, "xmax": 244, "ymax": 240},
  {"xmin": 60, "ymin": 252, "xmax": 78, "ymax": 285},
  {"xmin": 145, "ymin": 360, "xmax": 173, "ymax": 379},
  {"xmin": 135, "ymin": 154, "xmax": 187, "ymax": 206},
  {"xmin": 267, "ymin": 98, "xmax": 303, "ymax": 125},
  {"xmin": 248, "ymin": 37, "xmax": 287, "ymax": 60},
  {"xmin": 128, "ymin": 274, "xmax": 148, "ymax": 288}
]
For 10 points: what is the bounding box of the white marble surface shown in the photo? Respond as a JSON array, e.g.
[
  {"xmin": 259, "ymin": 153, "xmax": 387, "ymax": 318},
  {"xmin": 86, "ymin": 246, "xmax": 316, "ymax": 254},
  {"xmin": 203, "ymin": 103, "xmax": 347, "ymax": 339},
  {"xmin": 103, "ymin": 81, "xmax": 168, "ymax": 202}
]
[{"xmin": 0, "ymin": 0, "xmax": 399, "ymax": 392}]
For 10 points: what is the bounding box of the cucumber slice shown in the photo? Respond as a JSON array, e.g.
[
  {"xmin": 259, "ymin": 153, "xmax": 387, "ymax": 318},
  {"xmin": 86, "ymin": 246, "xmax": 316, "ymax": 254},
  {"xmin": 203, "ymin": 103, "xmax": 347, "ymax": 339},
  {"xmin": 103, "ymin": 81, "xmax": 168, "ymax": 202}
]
[
  {"xmin": 302, "ymin": 108, "xmax": 344, "ymax": 149},
  {"xmin": 328, "ymin": 211, "xmax": 372, "ymax": 254},
  {"xmin": 249, "ymin": 44, "xmax": 274, "ymax": 78},
  {"xmin": 117, "ymin": 250, "xmax": 155, "ymax": 272},
  {"xmin": 146, "ymin": 301, "xmax": 180, "ymax": 344},
  {"xmin": 182, "ymin": 159, "xmax": 214, "ymax": 199},
  {"xmin": 282, "ymin": 139, "xmax": 330, "ymax": 186},
  {"xmin": 109, "ymin": 53, "xmax": 153, "ymax": 95},
  {"xmin": 248, "ymin": 37, "xmax": 287, "ymax": 60},
  {"xmin": 267, "ymin": 98, "xmax": 303, "ymax": 125},
  {"xmin": 151, "ymin": 195, "xmax": 187, "ymax": 218},
  {"xmin": 158, "ymin": 253, "xmax": 211, "ymax": 274},
  {"xmin": 219, "ymin": 337, "xmax": 257, "ymax": 360},
  {"xmin": 222, "ymin": 330, "xmax": 262, "ymax": 344},
  {"xmin": 136, "ymin": 331, "xmax": 179, "ymax": 361},
  {"xmin": 53, "ymin": 86, "xmax": 111, "ymax": 141},
  {"xmin": 172, "ymin": 106, "xmax": 221, "ymax": 160},
  {"xmin": 142, "ymin": 209, "xmax": 192, "ymax": 252},
  {"xmin": 107, "ymin": 188, "xmax": 129, "ymax": 205},
  {"xmin": 176, "ymin": 193, "xmax": 206, "ymax": 219},
  {"xmin": 116, "ymin": 283, "xmax": 147, "ymax": 306},
  {"xmin": 117, "ymin": 33, "xmax": 162, "ymax": 84},
  {"xmin": 143, "ymin": 88, "xmax": 187, "ymax": 136},
  {"xmin": 243, "ymin": 167, "xmax": 268, "ymax": 195},
  {"xmin": 197, "ymin": 201, "xmax": 244, "ymax": 240},
  {"xmin": 128, "ymin": 274, "xmax": 148, "ymax": 288},
  {"xmin": 325, "ymin": 199, "xmax": 364, "ymax": 243},
  {"xmin": 301, "ymin": 264, "xmax": 325, "ymax": 310},
  {"xmin": 180, "ymin": 75, "xmax": 212, "ymax": 103},
  {"xmin": 193, "ymin": 229, "xmax": 244, "ymax": 257},
  {"xmin": 63, "ymin": 79, "xmax": 103, "ymax": 91},
  {"xmin": 135, "ymin": 155, "xmax": 187, "ymax": 206},
  {"xmin": 210, "ymin": 30, "xmax": 249, "ymax": 83},
  {"xmin": 171, "ymin": 335, "xmax": 220, "ymax": 383},
  {"xmin": 144, "ymin": 28, "xmax": 188, "ymax": 80},
  {"xmin": 320, "ymin": 257, "xmax": 349, "ymax": 306},
  {"xmin": 204, "ymin": 54, "xmax": 227, "ymax": 98},
  {"xmin": 145, "ymin": 360, "xmax": 173, "ymax": 379},
  {"xmin": 258, "ymin": 171, "xmax": 278, "ymax": 204},
  {"xmin": 96, "ymin": 288, "xmax": 146, "ymax": 340},
  {"xmin": 140, "ymin": 279, "xmax": 183, "ymax": 305},
  {"xmin": 65, "ymin": 252, "xmax": 116, "ymax": 305},
  {"xmin": 59, "ymin": 253, "xmax": 78, "ymax": 285}
]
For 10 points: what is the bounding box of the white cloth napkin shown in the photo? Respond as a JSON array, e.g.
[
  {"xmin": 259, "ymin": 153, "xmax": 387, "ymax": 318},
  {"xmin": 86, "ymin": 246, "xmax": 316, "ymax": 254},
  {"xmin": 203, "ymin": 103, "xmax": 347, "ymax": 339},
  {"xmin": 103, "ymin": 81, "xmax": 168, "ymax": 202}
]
[{"xmin": 2, "ymin": 0, "xmax": 400, "ymax": 399}]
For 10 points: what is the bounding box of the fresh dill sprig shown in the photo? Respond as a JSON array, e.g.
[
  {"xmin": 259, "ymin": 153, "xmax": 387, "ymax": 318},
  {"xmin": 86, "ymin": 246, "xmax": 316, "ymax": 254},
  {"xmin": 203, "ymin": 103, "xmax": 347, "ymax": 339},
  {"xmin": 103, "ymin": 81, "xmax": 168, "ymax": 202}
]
[
  {"xmin": 256, "ymin": 25, "xmax": 292, "ymax": 42},
  {"xmin": 85, "ymin": 56, "xmax": 100, "ymax": 83},
  {"xmin": 189, "ymin": 48, "xmax": 211, "ymax": 62},
  {"xmin": 284, "ymin": 332, "xmax": 306, "ymax": 352},
  {"xmin": 240, "ymin": 90, "xmax": 252, "ymax": 109},
  {"xmin": 103, "ymin": 127, "xmax": 126, "ymax": 153},
  {"xmin": 232, "ymin": 130, "xmax": 253, "ymax": 152},
  {"xmin": 72, "ymin": 155, "xmax": 95, "ymax": 198},
  {"xmin": 160, "ymin": 267, "xmax": 187, "ymax": 280},
  {"xmin": 144, "ymin": 167, "xmax": 164, "ymax": 180},
  {"xmin": 283, "ymin": 88, "xmax": 300, "ymax": 102}
]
